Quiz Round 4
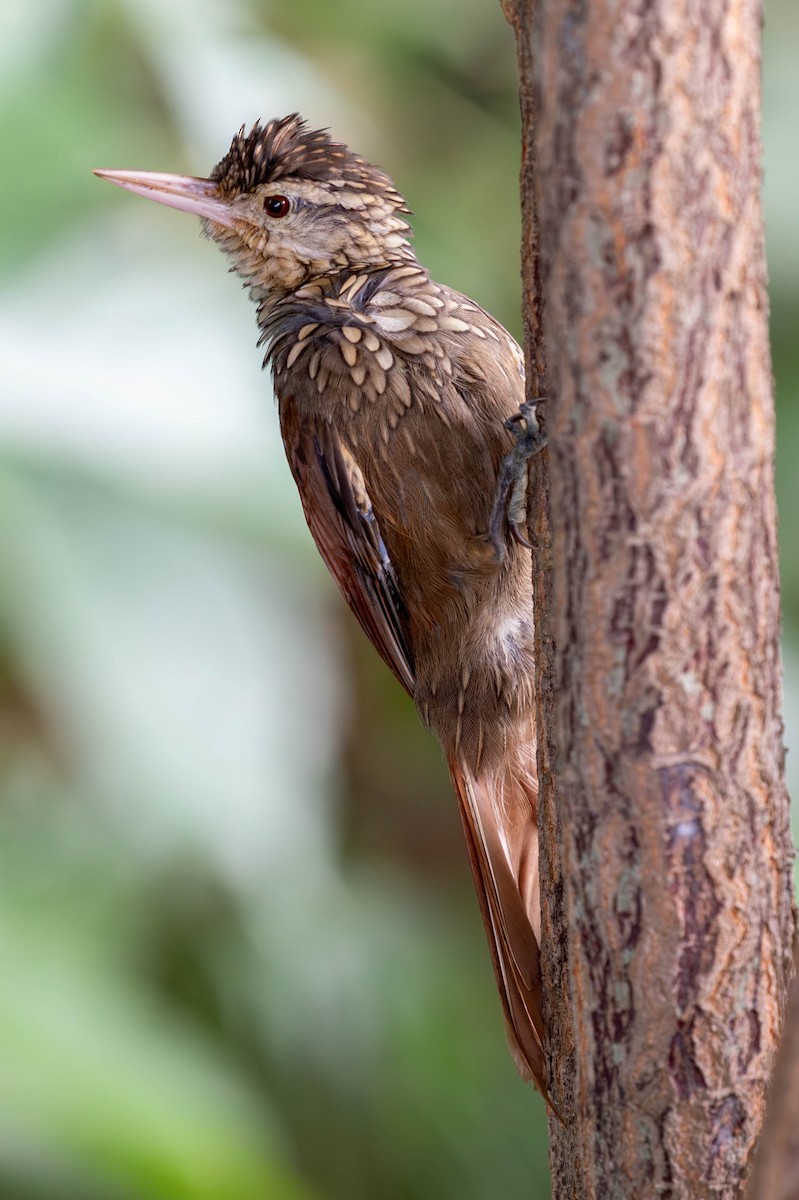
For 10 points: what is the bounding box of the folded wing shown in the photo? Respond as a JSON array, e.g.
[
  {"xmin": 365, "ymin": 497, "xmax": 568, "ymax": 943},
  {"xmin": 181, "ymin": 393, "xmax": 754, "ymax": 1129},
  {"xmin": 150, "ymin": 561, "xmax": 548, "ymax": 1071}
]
[{"xmin": 279, "ymin": 403, "xmax": 415, "ymax": 695}]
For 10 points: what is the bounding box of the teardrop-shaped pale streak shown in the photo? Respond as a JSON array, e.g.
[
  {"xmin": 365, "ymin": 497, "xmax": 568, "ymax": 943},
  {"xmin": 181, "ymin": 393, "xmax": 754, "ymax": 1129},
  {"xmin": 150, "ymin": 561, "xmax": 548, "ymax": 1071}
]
[
  {"xmin": 369, "ymin": 364, "xmax": 388, "ymax": 396},
  {"xmin": 439, "ymin": 316, "xmax": 471, "ymax": 333},
  {"xmin": 392, "ymin": 370, "xmax": 412, "ymax": 410},
  {"xmin": 386, "ymin": 265, "xmax": 423, "ymax": 282},
  {"xmin": 401, "ymin": 296, "xmax": 439, "ymax": 317},
  {"xmin": 373, "ymin": 311, "xmax": 416, "ymax": 333},
  {"xmin": 370, "ymin": 291, "xmax": 402, "ymax": 307},
  {"xmin": 397, "ymin": 335, "xmax": 427, "ymax": 356}
]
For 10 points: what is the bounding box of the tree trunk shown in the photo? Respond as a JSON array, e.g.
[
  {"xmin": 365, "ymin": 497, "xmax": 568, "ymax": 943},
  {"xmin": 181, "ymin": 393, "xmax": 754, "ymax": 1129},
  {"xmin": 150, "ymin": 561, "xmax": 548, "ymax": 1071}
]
[
  {"xmin": 747, "ymin": 940, "xmax": 799, "ymax": 1200},
  {"xmin": 502, "ymin": 0, "xmax": 795, "ymax": 1196}
]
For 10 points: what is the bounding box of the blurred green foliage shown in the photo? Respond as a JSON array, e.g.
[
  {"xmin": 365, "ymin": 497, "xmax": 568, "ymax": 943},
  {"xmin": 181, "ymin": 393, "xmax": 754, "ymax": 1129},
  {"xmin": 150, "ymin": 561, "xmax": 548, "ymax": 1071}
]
[{"xmin": 0, "ymin": 1, "xmax": 796, "ymax": 1197}]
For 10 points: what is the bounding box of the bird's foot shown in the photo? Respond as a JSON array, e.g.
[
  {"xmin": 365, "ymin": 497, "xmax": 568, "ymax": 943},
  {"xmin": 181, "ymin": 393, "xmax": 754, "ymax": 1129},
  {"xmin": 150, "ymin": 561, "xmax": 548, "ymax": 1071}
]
[{"xmin": 488, "ymin": 399, "xmax": 547, "ymax": 562}]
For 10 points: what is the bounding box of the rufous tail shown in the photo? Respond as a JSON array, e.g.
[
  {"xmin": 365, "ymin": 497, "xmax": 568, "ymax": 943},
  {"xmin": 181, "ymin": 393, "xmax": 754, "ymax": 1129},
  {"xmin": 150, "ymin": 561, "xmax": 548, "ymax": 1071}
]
[{"xmin": 448, "ymin": 750, "xmax": 552, "ymax": 1104}]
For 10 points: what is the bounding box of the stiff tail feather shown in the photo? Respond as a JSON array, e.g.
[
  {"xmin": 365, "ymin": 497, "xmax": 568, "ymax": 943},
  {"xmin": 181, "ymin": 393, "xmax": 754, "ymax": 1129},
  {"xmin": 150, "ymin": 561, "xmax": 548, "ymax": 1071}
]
[{"xmin": 448, "ymin": 752, "xmax": 553, "ymax": 1105}]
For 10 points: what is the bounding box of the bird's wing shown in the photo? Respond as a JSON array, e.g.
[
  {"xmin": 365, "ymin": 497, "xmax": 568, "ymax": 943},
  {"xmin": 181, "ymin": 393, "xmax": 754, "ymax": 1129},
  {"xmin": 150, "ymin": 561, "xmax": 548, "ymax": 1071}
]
[{"xmin": 279, "ymin": 401, "xmax": 415, "ymax": 695}]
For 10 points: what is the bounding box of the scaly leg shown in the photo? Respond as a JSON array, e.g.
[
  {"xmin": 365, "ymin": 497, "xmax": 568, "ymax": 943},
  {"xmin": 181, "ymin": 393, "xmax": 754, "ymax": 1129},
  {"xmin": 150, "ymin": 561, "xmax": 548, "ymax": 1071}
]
[{"xmin": 489, "ymin": 400, "xmax": 547, "ymax": 561}]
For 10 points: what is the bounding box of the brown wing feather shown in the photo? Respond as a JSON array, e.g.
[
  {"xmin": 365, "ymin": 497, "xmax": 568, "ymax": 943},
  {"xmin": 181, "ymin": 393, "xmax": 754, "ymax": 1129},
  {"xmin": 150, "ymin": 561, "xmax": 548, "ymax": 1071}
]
[{"xmin": 279, "ymin": 400, "xmax": 415, "ymax": 695}]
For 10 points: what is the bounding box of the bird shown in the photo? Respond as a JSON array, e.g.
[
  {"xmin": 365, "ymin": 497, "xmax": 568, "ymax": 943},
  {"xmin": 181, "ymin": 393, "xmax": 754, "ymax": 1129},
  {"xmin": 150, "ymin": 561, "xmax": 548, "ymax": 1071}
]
[{"xmin": 94, "ymin": 114, "xmax": 549, "ymax": 1098}]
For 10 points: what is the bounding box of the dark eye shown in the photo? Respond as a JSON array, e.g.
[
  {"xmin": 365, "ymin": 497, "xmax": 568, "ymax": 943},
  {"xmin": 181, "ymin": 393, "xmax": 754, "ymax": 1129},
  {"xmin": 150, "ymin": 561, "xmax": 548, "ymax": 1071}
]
[{"xmin": 264, "ymin": 194, "xmax": 290, "ymax": 218}]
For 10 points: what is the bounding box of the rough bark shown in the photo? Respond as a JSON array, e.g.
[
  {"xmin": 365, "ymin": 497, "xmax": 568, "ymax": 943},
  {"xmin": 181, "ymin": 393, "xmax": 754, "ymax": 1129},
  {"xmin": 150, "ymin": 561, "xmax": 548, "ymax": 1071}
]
[
  {"xmin": 502, "ymin": 0, "xmax": 795, "ymax": 1197},
  {"xmin": 747, "ymin": 939, "xmax": 799, "ymax": 1200}
]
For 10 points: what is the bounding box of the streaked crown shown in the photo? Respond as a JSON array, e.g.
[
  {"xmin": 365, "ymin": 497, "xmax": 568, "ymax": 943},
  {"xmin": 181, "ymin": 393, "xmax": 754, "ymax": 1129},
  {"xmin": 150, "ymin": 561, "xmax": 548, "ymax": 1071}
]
[{"xmin": 211, "ymin": 114, "xmax": 410, "ymax": 213}]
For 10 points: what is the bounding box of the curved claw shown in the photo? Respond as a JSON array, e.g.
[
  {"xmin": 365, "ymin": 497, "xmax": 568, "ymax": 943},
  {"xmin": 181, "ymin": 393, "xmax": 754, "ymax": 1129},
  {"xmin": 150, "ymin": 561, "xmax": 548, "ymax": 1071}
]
[
  {"xmin": 488, "ymin": 398, "xmax": 547, "ymax": 561},
  {"xmin": 509, "ymin": 518, "xmax": 535, "ymax": 551}
]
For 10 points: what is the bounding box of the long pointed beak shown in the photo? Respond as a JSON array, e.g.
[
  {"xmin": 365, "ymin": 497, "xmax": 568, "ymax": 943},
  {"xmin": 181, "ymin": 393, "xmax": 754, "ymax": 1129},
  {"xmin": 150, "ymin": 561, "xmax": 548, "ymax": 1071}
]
[{"xmin": 93, "ymin": 169, "xmax": 240, "ymax": 230}]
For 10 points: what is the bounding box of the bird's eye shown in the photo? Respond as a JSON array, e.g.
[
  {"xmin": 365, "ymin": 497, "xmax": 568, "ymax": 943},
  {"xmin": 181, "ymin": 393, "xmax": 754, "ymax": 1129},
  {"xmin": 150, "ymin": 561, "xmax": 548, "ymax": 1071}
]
[{"xmin": 264, "ymin": 195, "xmax": 290, "ymax": 218}]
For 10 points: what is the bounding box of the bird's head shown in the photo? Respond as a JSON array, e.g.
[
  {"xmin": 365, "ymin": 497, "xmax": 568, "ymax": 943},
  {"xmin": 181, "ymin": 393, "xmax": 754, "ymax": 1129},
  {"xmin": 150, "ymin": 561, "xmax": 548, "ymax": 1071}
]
[{"xmin": 95, "ymin": 114, "xmax": 415, "ymax": 293}]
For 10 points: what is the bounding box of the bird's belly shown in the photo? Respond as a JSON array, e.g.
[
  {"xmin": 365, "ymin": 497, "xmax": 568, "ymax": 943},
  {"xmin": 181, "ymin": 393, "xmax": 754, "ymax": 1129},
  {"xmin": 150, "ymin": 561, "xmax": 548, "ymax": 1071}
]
[{"xmin": 380, "ymin": 507, "xmax": 536, "ymax": 767}]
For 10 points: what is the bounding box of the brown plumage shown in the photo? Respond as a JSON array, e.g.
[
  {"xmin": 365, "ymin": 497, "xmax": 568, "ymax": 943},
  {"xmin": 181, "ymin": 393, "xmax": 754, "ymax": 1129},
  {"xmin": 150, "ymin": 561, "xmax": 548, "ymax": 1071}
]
[{"xmin": 94, "ymin": 115, "xmax": 548, "ymax": 1097}]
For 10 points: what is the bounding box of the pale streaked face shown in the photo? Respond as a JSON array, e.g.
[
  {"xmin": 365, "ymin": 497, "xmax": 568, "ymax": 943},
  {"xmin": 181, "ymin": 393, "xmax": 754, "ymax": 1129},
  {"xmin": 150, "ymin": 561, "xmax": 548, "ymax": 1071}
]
[{"xmin": 205, "ymin": 176, "xmax": 415, "ymax": 293}]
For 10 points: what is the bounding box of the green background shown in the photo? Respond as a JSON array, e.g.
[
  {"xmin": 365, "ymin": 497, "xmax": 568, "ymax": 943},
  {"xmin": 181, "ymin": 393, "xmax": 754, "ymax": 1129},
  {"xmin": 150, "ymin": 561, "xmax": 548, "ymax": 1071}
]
[{"xmin": 0, "ymin": 1, "xmax": 796, "ymax": 1197}]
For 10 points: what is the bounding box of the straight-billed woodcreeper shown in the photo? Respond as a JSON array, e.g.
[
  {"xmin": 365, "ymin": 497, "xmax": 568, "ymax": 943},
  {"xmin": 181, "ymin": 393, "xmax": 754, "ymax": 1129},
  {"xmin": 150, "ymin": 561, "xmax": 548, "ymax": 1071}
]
[{"xmin": 95, "ymin": 115, "xmax": 547, "ymax": 1095}]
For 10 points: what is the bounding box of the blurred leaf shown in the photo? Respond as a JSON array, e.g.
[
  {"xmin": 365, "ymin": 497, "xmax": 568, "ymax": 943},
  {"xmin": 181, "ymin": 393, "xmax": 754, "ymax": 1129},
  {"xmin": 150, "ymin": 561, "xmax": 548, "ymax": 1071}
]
[{"xmin": 0, "ymin": 884, "xmax": 316, "ymax": 1200}]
